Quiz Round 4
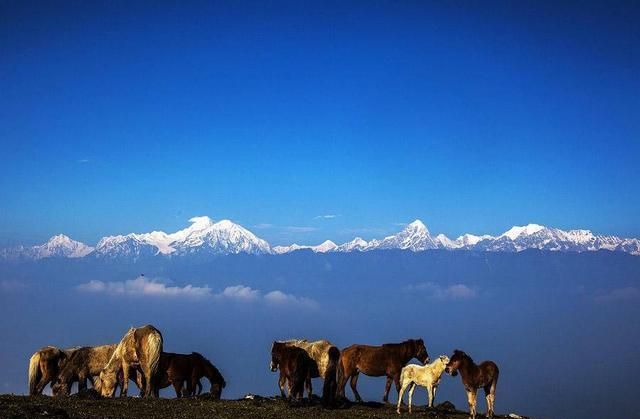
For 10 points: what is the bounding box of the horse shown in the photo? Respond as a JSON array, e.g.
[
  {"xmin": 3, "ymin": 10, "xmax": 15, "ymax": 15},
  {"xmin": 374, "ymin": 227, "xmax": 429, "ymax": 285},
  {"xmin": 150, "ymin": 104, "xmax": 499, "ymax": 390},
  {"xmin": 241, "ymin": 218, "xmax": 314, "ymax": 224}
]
[
  {"xmin": 270, "ymin": 342, "xmax": 315, "ymax": 401},
  {"xmin": 98, "ymin": 324, "xmax": 163, "ymax": 398},
  {"xmin": 52, "ymin": 344, "xmax": 117, "ymax": 396},
  {"xmin": 445, "ymin": 350, "xmax": 499, "ymax": 419},
  {"xmin": 338, "ymin": 338, "xmax": 429, "ymax": 403},
  {"xmin": 189, "ymin": 352, "xmax": 226, "ymax": 399},
  {"xmin": 28, "ymin": 346, "xmax": 77, "ymax": 395},
  {"xmin": 396, "ymin": 355, "xmax": 449, "ymax": 414},
  {"xmin": 274, "ymin": 339, "xmax": 340, "ymax": 404}
]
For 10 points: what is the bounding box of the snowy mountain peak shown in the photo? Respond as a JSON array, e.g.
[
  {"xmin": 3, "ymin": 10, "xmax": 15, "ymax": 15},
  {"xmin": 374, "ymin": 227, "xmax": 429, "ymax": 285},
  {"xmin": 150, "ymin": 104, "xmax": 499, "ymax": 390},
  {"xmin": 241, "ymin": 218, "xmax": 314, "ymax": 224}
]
[
  {"xmin": 314, "ymin": 240, "xmax": 337, "ymax": 253},
  {"xmin": 501, "ymin": 224, "xmax": 545, "ymax": 240},
  {"xmin": 407, "ymin": 219, "xmax": 428, "ymax": 232},
  {"xmin": 33, "ymin": 234, "xmax": 94, "ymax": 259}
]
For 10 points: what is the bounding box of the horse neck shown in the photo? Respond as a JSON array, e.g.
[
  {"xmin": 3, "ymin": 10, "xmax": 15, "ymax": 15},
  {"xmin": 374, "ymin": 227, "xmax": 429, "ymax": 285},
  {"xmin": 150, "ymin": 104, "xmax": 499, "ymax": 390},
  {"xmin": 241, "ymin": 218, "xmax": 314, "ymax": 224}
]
[
  {"xmin": 103, "ymin": 341, "xmax": 125, "ymax": 373},
  {"xmin": 431, "ymin": 360, "xmax": 447, "ymax": 376},
  {"xmin": 458, "ymin": 355, "xmax": 479, "ymax": 381},
  {"xmin": 398, "ymin": 342, "xmax": 417, "ymax": 363}
]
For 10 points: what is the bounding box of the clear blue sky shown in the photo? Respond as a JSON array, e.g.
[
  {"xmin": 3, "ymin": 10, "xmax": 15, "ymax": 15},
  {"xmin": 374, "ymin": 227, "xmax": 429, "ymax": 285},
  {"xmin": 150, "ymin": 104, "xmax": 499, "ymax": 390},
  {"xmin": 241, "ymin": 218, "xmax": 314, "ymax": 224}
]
[{"xmin": 1, "ymin": 0, "xmax": 638, "ymax": 246}]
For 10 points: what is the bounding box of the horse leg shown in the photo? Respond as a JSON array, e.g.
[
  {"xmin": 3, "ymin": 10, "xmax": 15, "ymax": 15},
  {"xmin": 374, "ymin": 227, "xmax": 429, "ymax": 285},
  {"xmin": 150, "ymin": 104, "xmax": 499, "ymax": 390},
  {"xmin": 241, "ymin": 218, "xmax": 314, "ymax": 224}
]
[
  {"xmin": 35, "ymin": 376, "xmax": 49, "ymax": 395},
  {"xmin": 383, "ymin": 376, "xmax": 392, "ymax": 403},
  {"xmin": 394, "ymin": 373, "xmax": 403, "ymax": 405},
  {"xmin": 121, "ymin": 363, "xmax": 130, "ymax": 397},
  {"xmin": 172, "ymin": 381, "xmax": 182, "ymax": 398},
  {"xmin": 350, "ymin": 373, "xmax": 362, "ymax": 402},
  {"xmin": 305, "ymin": 375, "xmax": 312, "ymax": 400},
  {"xmin": 278, "ymin": 371, "xmax": 287, "ymax": 398},
  {"xmin": 78, "ymin": 374, "xmax": 87, "ymax": 393},
  {"xmin": 196, "ymin": 380, "xmax": 202, "ymax": 395},
  {"xmin": 466, "ymin": 389, "xmax": 477, "ymax": 419},
  {"xmin": 484, "ymin": 384, "xmax": 495, "ymax": 418},
  {"xmin": 408, "ymin": 383, "xmax": 417, "ymax": 414},
  {"xmin": 396, "ymin": 380, "xmax": 409, "ymax": 414},
  {"xmin": 426, "ymin": 383, "xmax": 433, "ymax": 408},
  {"xmin": 432, "ymin": 385, "xmax": 438, "ymax": 408}
]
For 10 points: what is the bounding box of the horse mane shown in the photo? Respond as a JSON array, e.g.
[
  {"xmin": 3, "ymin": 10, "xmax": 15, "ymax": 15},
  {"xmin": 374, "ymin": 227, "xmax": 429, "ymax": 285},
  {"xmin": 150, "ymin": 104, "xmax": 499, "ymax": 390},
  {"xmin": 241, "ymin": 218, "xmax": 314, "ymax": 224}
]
[
  {"xmin": 453, "ymin": 349, "xmax": 474, "ymax": 364},
  {"xmin": 104, "ymin": 328, "xmax": 134, "ymax": 373}
]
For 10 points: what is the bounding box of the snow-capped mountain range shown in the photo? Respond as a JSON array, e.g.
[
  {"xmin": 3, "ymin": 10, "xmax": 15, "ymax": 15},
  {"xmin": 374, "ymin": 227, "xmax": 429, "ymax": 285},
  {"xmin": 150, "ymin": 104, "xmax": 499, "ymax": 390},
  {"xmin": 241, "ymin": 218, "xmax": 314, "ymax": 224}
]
[{"xmin": 2, "ymin": 217, "xmax": 639, "ymax": 260}]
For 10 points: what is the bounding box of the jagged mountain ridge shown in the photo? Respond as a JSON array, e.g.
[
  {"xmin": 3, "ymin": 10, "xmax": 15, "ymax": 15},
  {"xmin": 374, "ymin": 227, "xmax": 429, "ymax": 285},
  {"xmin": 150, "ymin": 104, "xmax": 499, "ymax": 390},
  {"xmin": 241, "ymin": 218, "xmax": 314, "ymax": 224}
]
[{"xmin": 2, "ymin": 217, "xmax": 639, "ymax": 260}]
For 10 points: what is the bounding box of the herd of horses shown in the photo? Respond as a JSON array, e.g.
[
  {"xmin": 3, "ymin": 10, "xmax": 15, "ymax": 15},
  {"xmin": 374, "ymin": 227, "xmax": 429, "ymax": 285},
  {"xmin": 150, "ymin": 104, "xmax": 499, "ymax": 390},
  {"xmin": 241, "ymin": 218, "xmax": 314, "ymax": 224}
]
[
  {"xmin": 28, "ymin": 325, "xmax": 225, "ymax": 400},
  {"xmin": 28, "ymin": 324, "xmax": 499, "ymax": 419}
]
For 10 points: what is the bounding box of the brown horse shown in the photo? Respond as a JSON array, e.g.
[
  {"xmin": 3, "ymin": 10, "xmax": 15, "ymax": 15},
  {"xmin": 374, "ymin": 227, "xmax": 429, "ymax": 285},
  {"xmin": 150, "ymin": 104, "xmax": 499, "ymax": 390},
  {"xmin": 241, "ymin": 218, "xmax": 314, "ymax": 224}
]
[
  {"xmin": 28, "ymin": 346, "xmax": 77, "ymax": 395},
  {"xmin": 445, "ymin": 350, "xmax": 499, "ymax": 419},
  {"xmin": 270, "ymin": 342, "xmax": 315, "ymax": 401},
  {"xmin": 338, "ymin": 338, "xmax": 429, "ymax": 403},
  {"xmin": 189, "ymin": 352, "xmax": 226, "ymax": 398},
  {"xmin": 99, "ymin": 325, "xmax": 163, "ymax": 398},
  {"xmin": 52, "ymin": 344, "xmax": 117, "ymax": 396}
]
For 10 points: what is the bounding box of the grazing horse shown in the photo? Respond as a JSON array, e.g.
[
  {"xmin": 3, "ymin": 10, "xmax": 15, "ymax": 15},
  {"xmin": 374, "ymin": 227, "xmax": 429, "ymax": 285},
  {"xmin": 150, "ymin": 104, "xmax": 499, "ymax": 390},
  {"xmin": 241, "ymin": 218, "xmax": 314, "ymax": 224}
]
[
  {"xmin": 445, "ymin": 350, "xmax": 499, "ymax": 419},
  {"xmin": 338, "ymin": 339, "xmax": 429, "ymax": 403},
  {"xmin": 274, "ymin": 339, "xmax": 340, "ymax": 404},
  {"xmin": 52, "ymin": 344, "xmax": 117, "ymax": 396},
  {"xmin": 28, "ymin": 346, "xmax": 77, "ymax": 395},
  {"xmin": 99, "ymin": 325, "xmax": 163, "ymax": 398},
  {"xmin": 189, "ymin": 352, "xmax": 226, "ymax": 399},
  {"xmin": 396, "ymin": 355, "xmax": 449, "ymax": 414},
  {"xmin": 270, "ymin": 342, "xmax": 315, "ymax": 401}
]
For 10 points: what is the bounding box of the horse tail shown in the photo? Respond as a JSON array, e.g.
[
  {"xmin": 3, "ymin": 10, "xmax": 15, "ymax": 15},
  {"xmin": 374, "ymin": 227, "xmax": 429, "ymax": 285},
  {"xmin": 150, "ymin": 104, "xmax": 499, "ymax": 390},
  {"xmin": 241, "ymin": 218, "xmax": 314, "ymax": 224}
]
[
  {"xmin": 28, "ymin": 351, "xmax": 41, "ymax": 395},
  {"xmin": 322, "ymin": 346, "xmax": 340, "ymax": 407},
  {"xmin": 146, "ymin": 331, "xmax": 163, "ymax": 397},
  {"xmin": 335, "ymin": 347, "xmax": 346, "ymax": 400}
]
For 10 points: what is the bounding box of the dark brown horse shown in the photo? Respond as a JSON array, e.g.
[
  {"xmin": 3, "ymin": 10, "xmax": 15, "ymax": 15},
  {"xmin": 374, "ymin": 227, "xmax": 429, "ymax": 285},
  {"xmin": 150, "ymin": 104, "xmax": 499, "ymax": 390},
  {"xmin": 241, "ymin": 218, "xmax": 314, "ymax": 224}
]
[
  {"xmin": 270, "ymin": 342, "xmax": 315, "ymax": 401},
  {"xmin": 338, "ymin": 339, "xmax": 429, "ymax": 403},
  {"xmin": 445, "ymin": 350, "xmax": 499, "ymax": 419},
  {"xmin": 189, "ymin": 352, "xmax": 226, "ymax": 399}
]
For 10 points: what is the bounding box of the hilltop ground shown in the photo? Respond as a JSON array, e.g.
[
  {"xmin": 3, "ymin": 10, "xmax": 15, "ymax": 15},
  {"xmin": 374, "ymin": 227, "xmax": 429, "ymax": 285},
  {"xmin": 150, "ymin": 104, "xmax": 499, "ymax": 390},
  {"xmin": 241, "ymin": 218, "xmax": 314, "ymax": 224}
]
[{"xmin": 0, "ymin": 394, "xmax": 525, "ymax": 419}]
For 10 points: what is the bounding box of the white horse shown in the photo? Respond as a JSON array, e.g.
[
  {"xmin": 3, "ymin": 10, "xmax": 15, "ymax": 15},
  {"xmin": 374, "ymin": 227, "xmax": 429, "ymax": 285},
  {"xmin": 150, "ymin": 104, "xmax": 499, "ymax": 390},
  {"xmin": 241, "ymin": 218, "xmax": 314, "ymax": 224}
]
[{"xmin": 397, "ymin": 355, "xmax": 450, "ymax": 414}]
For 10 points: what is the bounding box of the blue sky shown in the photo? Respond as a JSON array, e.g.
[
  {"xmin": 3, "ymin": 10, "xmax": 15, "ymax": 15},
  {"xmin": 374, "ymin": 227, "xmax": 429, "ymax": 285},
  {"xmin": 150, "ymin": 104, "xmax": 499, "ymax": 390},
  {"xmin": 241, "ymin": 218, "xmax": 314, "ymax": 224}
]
[{"xmin": 1, "ymin": 0, "xmax": 638, "ymax": 246}]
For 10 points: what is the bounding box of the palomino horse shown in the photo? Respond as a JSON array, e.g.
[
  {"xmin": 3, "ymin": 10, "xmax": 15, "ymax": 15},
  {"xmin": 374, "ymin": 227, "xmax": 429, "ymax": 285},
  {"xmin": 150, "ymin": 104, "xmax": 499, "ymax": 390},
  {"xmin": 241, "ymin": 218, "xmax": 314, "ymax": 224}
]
[
  {"xmin": 270, "ymin": 341, "xmax": 315, "ymax": 401},
  {"xmin": 52, "ymin": 344, "xmax": 117, "ymax": 396},
  {"xmin": 445, "ymin": 350, "xmax": 499, "ymax": 419},
  {"xmin": 28, "ymin": 346, "xmax": 78, "ymax": 395},
  {"xmin": 274, "ymin": 339, "xmax": 340, "ymax": 404},
  {"xmin": 338, "ymin": 339, "xmax": 429, "ymax": 403},
  {"xmin": 99, "ymin": 325, "xmax": 163, "ymax": 398},
  {"xmin": 189, "ymin": 352, "xmax": 226, "ymax": 398},
  {"xmin": 396, "ymin": 355, "xmax": 449, "ymax": 414}
]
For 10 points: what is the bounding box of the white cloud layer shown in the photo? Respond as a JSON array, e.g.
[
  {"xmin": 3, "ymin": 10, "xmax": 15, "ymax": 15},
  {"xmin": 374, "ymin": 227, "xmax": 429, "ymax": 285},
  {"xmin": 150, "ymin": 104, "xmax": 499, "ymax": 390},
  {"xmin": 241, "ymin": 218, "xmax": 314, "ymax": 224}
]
[
  {"xmin": 405, "ymin": 282, "xmax": 477, "ymax": 300},
  {"xmin": 214, "ymin": 285, "xmax": 318, "ymax": 309},
  {"xmin": 76, "ymin": 277, "xmax": 317, "ymax": 308},
  {"xmin": 77, "ymin": 276, "xmax": 212, "ymax": 298}
]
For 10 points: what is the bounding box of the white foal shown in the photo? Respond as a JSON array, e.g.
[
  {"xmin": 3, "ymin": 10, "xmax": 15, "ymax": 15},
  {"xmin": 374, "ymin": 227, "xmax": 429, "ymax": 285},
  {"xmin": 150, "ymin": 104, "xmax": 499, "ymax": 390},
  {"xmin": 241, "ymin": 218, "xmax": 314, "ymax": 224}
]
[{"xmin": 396, "ymin": 355, "xmax": 449, "ymax": 414}]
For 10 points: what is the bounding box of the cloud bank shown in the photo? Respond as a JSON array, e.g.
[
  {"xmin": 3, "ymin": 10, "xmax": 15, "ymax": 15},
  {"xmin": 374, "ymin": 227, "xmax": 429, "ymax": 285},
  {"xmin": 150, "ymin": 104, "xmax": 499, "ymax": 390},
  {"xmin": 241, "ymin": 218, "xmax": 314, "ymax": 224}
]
[
  {"xmin": 215, "ymin": 285, "xmax": 318, "ymax": 309},
  {"xmin": 77, "ymin": 277, "xmax": 317, "ymax": 308},
  {"xmin": 77, "ymin": 276, "xmax": 212, "ymax": 298}
]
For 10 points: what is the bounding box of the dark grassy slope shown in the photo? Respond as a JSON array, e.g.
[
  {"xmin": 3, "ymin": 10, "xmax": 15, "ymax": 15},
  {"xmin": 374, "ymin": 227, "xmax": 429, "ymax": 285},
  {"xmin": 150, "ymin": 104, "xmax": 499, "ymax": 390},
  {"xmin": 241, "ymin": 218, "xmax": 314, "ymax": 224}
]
[{"xmin": 0, "ymin": 395, "xmax": 525, "ymax": 419}]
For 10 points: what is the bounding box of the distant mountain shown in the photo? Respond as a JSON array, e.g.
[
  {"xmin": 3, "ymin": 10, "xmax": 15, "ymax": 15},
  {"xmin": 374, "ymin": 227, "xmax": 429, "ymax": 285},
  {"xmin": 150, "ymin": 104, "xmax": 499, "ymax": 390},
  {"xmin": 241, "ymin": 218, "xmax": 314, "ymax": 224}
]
[
  {"xmin": 95, "ymin": 216, "xmax": 271, "ymax": 258},
  {"xmin": 1, "ymin": 217, "xmax": 639, "ymax": 260},
  {"xmin": 273, "ymin": 240, "xmax": 337, "ymax": 254},
  {"xmin": 0, "ymin": 234, "xmax": 94, "ymax": 260}
]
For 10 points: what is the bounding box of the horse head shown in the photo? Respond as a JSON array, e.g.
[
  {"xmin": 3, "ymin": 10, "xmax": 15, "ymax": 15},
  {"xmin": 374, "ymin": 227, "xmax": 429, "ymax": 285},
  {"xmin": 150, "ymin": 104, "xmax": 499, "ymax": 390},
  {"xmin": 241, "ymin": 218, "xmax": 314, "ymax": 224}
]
[
  {"xmin": 445, "ymin": 350, "xmax": 466, "ymax": 376},
  {"xmin": 413, "ymin": 339, "xmax": 430, "ymax": 364}
]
